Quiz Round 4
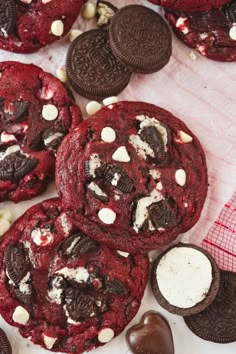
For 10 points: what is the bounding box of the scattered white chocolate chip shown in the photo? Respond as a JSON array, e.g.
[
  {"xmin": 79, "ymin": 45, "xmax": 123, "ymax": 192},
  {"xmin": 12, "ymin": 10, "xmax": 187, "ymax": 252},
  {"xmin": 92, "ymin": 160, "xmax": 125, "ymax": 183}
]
[
  {"xmin": 117, "ymin": 250, "xmax": 129, "ymax": 258},
  {"xmin": 42, "ymin": 0, "xmax": 52, "ymax": 3},
  {"xmin": 86, "ymin": 101, "xmax": 102, "ymax": 116},
  {"xmin": 102, "ymin": 96, "xmax": 118, "ymax": 106},
  {"xmin": 98, "ymin": 328, "xmax": 114, "ymax": 343},
  {"xmin": 101, "ymin": 127, "xmax": 116, "ymax": 143},
  {"xmin": 98, "ymin": 208, "xmax": 116, "ymax": 224},
  {"xmin": 56, "ymin": 69, "xmax": 68, "ymax": 83},
  {"xmin": 0, "ymin": 219, "xmax": 11, "ymax": 237},
  {"xmin": 20, "ymin": 0, "xmax": 32, "ymax": 3},
  {"xmin": 43, "ymin": 335, "xmax": 57, "ymax": 350},
  {"xmin": 175, "ymin": 169, "xmax": 186, "ymax": 186},
  {"xmin": 12, "ymin": 306, "xmax": 30, "ymax": 325},
  {"xmin": 156, "ymin": 182, "xmax": 163, "ymax": 190},
  {"xmin": 179, "ymin": 130, "xmax": 193, "ymax": 143},
  {"xmin": 42, "ymin": 104, "xmax": 58, "ymax": 121},
  {"xmin": 51, "ymin": 20, "xmax": 64, "ymax": 37},
  {"xmin": 112, "ymin": 146, "xmax": 130, "ymax": 162},
  {"xmin": 82, "ymin": 3, "xmax": 97, "ymax": 19},
  {"xmin": 229, "ymin": 25, "xmax": 236, "ymax": 41},
  {"xmin": 69, "ymin": 29, "xmax": 83, "ymax": 42}
]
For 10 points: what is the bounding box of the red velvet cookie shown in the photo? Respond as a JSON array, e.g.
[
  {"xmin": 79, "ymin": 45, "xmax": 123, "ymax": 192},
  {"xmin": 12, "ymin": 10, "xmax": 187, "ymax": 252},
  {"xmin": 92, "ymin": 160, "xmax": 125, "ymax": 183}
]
[
  {"xmin": 56, "ymin": 101, "xmax": 208, "ymax": 253},
  {"xmin": 165, "ymin": 0, "xmax": 236, "ymax": 61},
  {"xmin": 148, "ymin": 0, "xmax": 229, "ymax": 12},
  {"xmin": 0, "ymin": 62, "xmax": 82, "ymax": 203},
  {"xmin": 0, "ymin": 198, "xmax": 148, "ymax": 354},
  {"xmin": 0, "ymin": 0, "xmax": 85, "ymax": 53}
]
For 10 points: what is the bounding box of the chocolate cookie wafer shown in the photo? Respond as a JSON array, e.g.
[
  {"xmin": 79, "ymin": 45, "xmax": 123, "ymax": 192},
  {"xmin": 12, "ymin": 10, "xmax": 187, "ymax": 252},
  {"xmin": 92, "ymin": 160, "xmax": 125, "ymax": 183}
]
[
  {"xmin": 109, "ymin": 5, "xmax": 172, "ymax": 74},
  {"xmin": 184, "ymin": 271, "xmax": 236, "ymax": 343},
  {"xmin": 0, "ymin": 329, "xmax": 12, "ymax": 354},
  {"xmin": 66, "ymin": 29, "xmax": 131, "ymax": 100}
]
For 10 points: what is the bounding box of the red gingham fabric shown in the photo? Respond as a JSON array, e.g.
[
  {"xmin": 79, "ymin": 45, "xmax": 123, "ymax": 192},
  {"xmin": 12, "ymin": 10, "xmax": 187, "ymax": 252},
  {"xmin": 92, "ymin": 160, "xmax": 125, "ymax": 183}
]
[{"xmin": 202, "ymin": 192, "xmax": 236, "ymax": 272}]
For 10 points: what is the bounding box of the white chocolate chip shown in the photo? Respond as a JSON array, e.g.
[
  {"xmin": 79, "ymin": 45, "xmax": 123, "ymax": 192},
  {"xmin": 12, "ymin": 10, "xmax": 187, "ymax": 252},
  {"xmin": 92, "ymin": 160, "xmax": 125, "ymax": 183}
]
[
  {"xmin": 69, "ymin": 29, "xmax": 83, "ymax": 42},
  {"xmin": 175, "ymin": 169, "xmax": 186, "ymax": 186},
  {"xmin": 176, "ymin": 17, "xmax": 189, "ymax": 34},
  {"xmin": 82, "ymin": 3, "xmax": 97, "ymax": 19},
  {"xmin": 102, "ymin": 96, "xmax": 118, "ymax": 106},
  {"xmin": 101, "ymin": 127, "xmax": 116, "ymax": 143},
  {"xmin": 42, "ymin": 0, "xmax": 52, "ymax": 3},
  {"xmin": 20, "ymin": 0, "xmax": 32, "ymax": 3},
  {"xmin": 51, "ymin": 20, "xmax": 64, "ymax": 36},
  {"xmin": 56, "ymin": 69, "xmax": 68, "ymax": 83},
  {"xmin": 43, "ymin": 335, "xmax": 57, "ymax": 349},
  {"xmin": 189, "ymin": 51, "xmax": 197, "ymax": 61},
  {"xmin": 117, "ymin": 250, "xmax": 129, "ymax": 258},
  {"xmin": 229, "ymin": 25, "xmax": 236, "ymax": 41},
  {"xmin": 98, "ymin": 328, "xmax": 114, "ymax": 343},
  {"xmin": 112, "ymin": 146, "xmax": 130, "ymax": 162},
  {"xmin": 0, "ymin": 219, "xmax": 11, "ymax": 237},
  {"xmin": 0, "ymin": 209, "xmax": 12, "ymax": 222},
  {"xmin": 86, "ymin": 101, "xmax": 102, "ymax": 116},
  {"xmin": 156, "ymin": 182, "xmax": 163, "ymax": 190},
  {"xmin": 98, "ymin": 208, "xmax": 116, "ymax": 224},
  {"xmin": 12, "ymin": 306, "xmax": 30, "ymax": 325},
  {"xmin": 42, "ymin": 104, "xmax": 58, "ymax": 121},
  {"xmin": 179, "ymin": 130, "xmax": 193, "ymax": 143}
]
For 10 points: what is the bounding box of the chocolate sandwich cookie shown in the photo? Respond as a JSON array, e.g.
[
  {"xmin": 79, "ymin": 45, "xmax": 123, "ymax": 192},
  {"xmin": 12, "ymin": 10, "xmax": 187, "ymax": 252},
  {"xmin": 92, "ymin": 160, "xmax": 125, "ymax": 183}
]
[
  {"xmin": 56, "ymin": 101, "xmax": 208, "ymax": 253},
  {"xmin": 0, "ymin": 61, "xmax": 82, "ymax": 203},
  {"xmin": 151, "ymin": 244, "xmax": 220, "ymax": 316},
  {"xmin": 66, "ymin": 29, "xmax": 131, "ymax": 100},
  {"xmin": 109, "ymin": 5, "xmax": 172, "ymax": 74},
  {"xmin": 165, "ymin": 0, "xmax": 236, "ymax": 62},
  {"xmin": 0, "ymin": 198, "xmax": 148, "ymax": 354},
  {"xmin": 0, "ymin": 0, "xmax": 85, "ymax": 53},
  {"xmin": 148, "ymin": 0, "xmax": 229, "ymax": 12},
  {"xmin": 0, "ymin": 328, "xmax": 12, "ymax": 354},
  {"xmin": 184, "ymin": 270, "xmax": 236, "ymax": 343},
  {"xmin": 126, "ymin": 311, "xmax": 174, "ymax": 354}
]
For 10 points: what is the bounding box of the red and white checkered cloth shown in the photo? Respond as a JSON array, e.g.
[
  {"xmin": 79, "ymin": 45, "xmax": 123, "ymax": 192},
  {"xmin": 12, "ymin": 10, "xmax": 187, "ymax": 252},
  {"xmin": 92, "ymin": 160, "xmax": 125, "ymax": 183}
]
[{"xmin": 202, "ymin": 192, "xmax": 236, "ymax": 272}]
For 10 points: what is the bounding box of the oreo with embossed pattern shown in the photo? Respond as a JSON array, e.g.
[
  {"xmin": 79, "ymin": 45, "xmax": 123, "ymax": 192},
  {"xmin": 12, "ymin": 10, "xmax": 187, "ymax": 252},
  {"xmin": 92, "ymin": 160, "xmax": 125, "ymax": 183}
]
[
  {"xmin": 0, "ymin": 328, "xmax": 12, "ymax": 354},
  {"xmin": 0, "ymin": 61, "xmax": 82, "ymax": 203},
  {"xmin": 165, "ymin": 1, "xmax": 236, "ymax": 62},
  {"xmin": 0, "ymin": 198, "xmax": 148, "ymax": 353},
  {"xmin": 66, "ymin": 28, "xmax": 131, "ymax": 100},
  {"xmin": 56, "ymin": 101, "xmax": 208, "ymax": 253},
  {"xmin": 184, "ymin": 271, "xmax": 236, "ymax": 343},
  {"xmin": 109, "ymin": 5, "xmax": 172, "ymax": 74},
  {"xmin": 0, "ymin": 0, "xmax": 16, "ymax": 38}
]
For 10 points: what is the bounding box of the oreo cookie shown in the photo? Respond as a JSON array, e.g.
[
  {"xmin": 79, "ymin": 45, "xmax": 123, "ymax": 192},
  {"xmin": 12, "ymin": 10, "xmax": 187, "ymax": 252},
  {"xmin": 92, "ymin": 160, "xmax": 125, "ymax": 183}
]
[
  {"xmin": 109, "ymin": 5, "xmax": 172, "ymax": 74},
  {"xmin": 0, "ymin": 1, "xmax": 16, "ymax": 37},
  {"xmin": 66, "ymin": 29, "xmax": 131, "ymax": 100},
  {"xmin": 184, "ymin": 271, "xmax": 236, "ymax": 343}
]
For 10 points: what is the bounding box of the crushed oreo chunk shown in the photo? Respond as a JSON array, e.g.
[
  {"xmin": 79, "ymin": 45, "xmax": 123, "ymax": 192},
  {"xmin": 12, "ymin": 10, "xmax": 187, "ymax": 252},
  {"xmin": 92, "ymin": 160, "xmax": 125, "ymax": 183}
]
[
  {"xmin": 0, "ymin": 328, "xmax": 12, "ymax": 354},
  {"xmin": 5, "ymin": 243, "xmax": 29, "ymax": 285},
  {"xmin": 104, "ymin": 164, "xmax": 134, "ymax": 193},
  {"xmin": 0, "ymin": 151, "xmax": 38, "ymax": 181},
  {"xmin": 96, "ymin": 0, "xmax": 118, "ymax": 27},
  {"xmin": 58, "ymin": 232, "xmax": 99, "ymax": 257},
  {"xmin": 140, "ymin": 126, "xmax": 165, "ymax": 163},
  {"xmin": 42, "ymin": 128, "xmax": 65, "ymax": 152},
  {"xmin": 65, "ymin": 289, "xmax": 97, "ymax": 321},
  {"xmin": 148, "ymin": 200, "xmax": 177, "ymax": 229},
  {"xmin": 223, "ymin": 0, "xmax": 236, "ymax": 22},
  {"xmin": 0, "ymin": 0, "xmax": 17, "ymax": 37},
  {"xmin": 105, "ymin": 277, "xmax": 128, "ymax": 296},
  {"xmin": 87, "ymin": 181, "xmax": 109, "ymax": 202},
  {"xmin": 13, "ymin": 286, "xmax": 34, "ymax": 305}
]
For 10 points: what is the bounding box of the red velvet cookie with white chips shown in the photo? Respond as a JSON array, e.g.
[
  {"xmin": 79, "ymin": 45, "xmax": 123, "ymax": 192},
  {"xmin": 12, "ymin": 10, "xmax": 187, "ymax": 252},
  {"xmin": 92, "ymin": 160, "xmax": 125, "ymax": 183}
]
[
  {"xmin": 0, "ymin": 198, "xmax": 148, "ymax": 354},
  {"xmin": 148, "ymin": 0, "xmax": 229, "ymax": 12},
  {"xmin": 56, "ymin": 101, "xmax": 208, "ymax": 253},
  {"xmin": 0, "ymin": 61, "xmax": 82, "ymax": 203}
]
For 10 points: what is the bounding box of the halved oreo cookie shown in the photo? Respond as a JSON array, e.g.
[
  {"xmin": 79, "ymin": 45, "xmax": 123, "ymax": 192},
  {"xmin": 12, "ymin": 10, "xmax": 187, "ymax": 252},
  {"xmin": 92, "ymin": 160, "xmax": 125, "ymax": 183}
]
[
  {"xmin": 66, "ymin": 29, "xmax": 131, "ymax": 100},
  {"xmin": 151, "ymin": 243, "xmax": 220, "ymax": 316},
  {"xmin": 184, "ymin": 270, "xmax": 236, "ymax": 343},
  {"xmin": 109, "ymin": 5, "xmax": 172, "ymax": 74}
]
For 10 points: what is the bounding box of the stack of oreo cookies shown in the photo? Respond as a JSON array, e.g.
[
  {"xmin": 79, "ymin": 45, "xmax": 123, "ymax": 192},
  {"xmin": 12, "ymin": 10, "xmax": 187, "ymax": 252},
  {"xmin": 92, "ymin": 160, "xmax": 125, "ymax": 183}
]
[
  {"xmin": 149, "ymin": 0, "xmax": 236, "ymax": 61},
  {"xmin": 66, "ymin": 4, "xmax": 173, "ymax": 99}
]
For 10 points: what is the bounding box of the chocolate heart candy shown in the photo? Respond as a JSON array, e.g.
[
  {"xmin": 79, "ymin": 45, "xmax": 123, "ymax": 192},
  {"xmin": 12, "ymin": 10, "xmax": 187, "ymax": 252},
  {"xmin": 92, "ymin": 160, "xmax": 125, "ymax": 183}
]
[{"xmin": 126, "ymin": 311, "xmax": 174, "ymax": 354}]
